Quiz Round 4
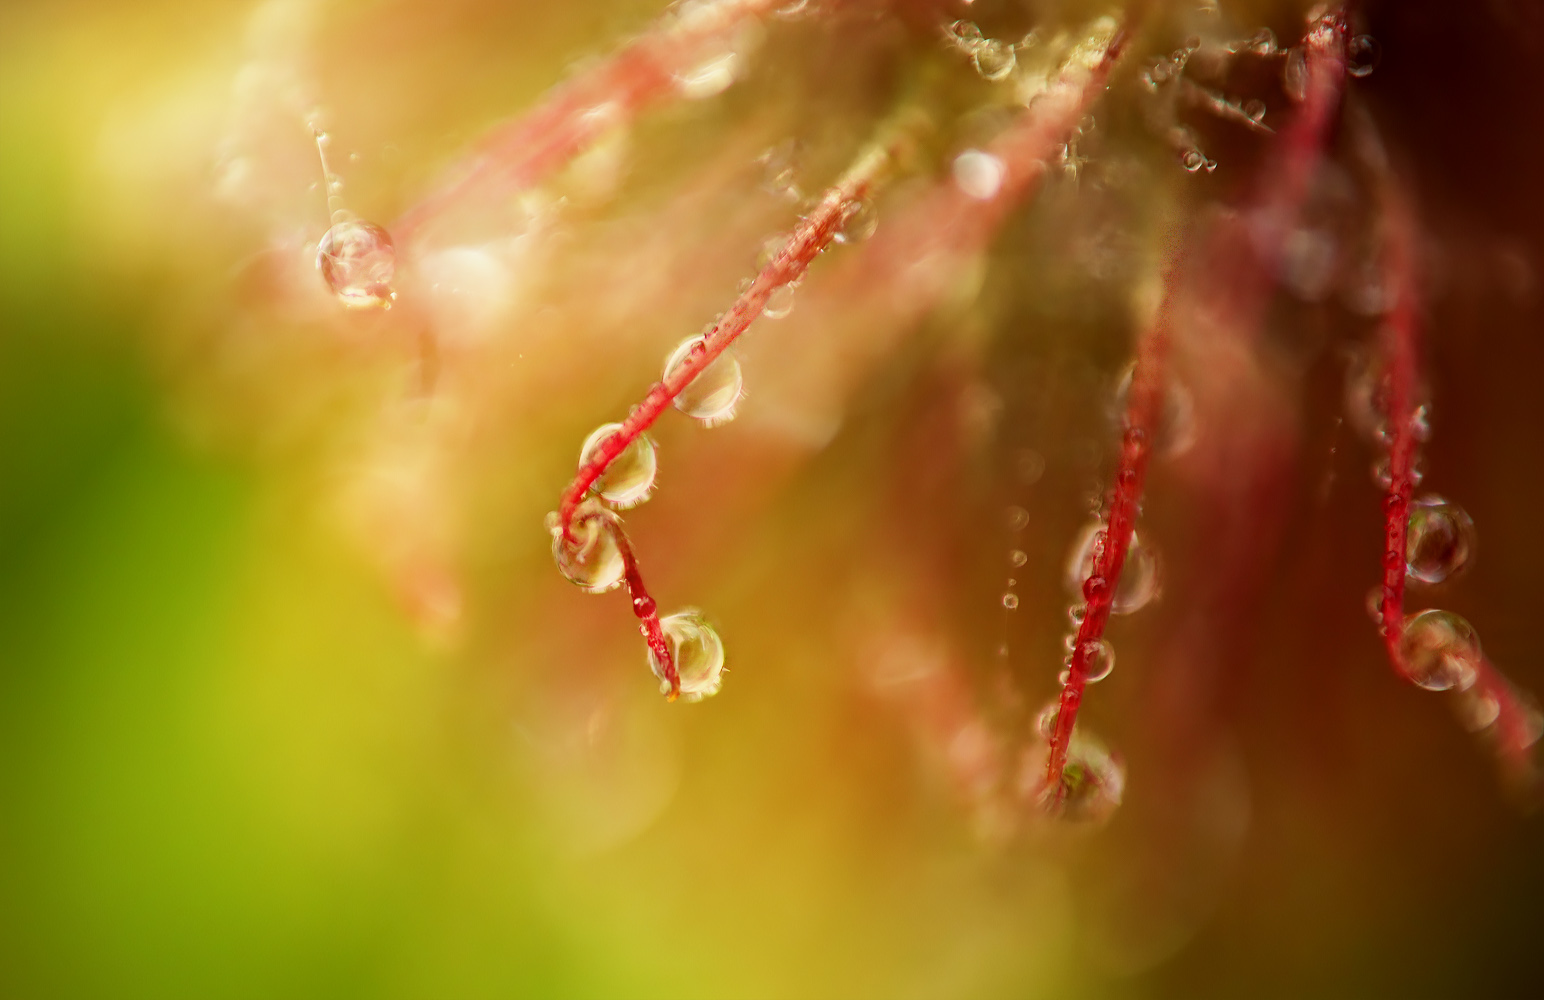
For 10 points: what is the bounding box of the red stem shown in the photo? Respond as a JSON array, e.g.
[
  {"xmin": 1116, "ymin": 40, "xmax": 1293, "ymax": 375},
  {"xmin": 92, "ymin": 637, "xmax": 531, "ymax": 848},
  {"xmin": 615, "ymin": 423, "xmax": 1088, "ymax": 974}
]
[
  {"xmin": 393, "ymin": 0, "xmax": 782, "ymax": 244},
  {"xmin": 1043, "ymin": 8, "xmax": 1351, "ymax": 803},
  {"xmin": 574, "ymin": 504, "xmax": 680, "ymax": 697},
  {"xmin": 1374, "ymin": 188, "xmax": 1539, "ymax": 777}
]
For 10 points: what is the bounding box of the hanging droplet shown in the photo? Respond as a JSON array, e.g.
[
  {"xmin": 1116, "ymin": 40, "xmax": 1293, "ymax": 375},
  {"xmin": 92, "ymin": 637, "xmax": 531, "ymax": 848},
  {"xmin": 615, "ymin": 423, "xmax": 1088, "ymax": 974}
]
[
  {"xmin": 1112, "ymin": 361, "xmax": 1196, "ymax": 457},
  {"xmin": 1452, "ymin": 685, "xmax": 1501, "ymax": 733},
  {"xmin": 547, "ymin": 503, "xmax": 626, "ymax": 593},
  {"xmin": 1009, "ymin": 549, "xmax": 1028, "ymax": 568},
  {"xmin": 317, "ymin": 220, "xmax": 397, "ymax": 308},
  {"xmin": 1410, "ymin": 403, "xmax": 1432, "ymax": 442},
  {"xmin": 649, "ymin": 609, "xmax": 726, "ymax": 702},
  {"xmin": 758, "ymin": 139, "xmax": 803, "ymax": 202},
  {"xmin": 663, "ymin": 336, "xmax": 743, "ymax": 425},
  {"xmin": 1034, "ymin": 700, "xmax": 1063, "ymax": 740},
  {"xmin": 1024, "ymin": 730, "xmax": 1125, "ymax": 824},
  {"xmin": 947, "ymin": 20, "xmax": 983, "ymax": 49},
  {"xmin": 1406, "ymin": 495, "xmax": 1475, "ymax": 584},
  {"xmin": 1065, "ymin": 522, "xmax": 1160, "ymax": 614},
  {"xmin": 1283, "ymin": 46, "xmax": 1308, "ymax": 102},
  {"xmin": 1397, "ymin": 609, "xmax": 1482, "ymax": 692},
  {"xmin": 1002, "ymin": 593, "xmax": 1020, "ymax": 610},
  {"xmin": 833, "ymin": 197, "xmax": 877, "ymax": 244},
  {"xmin": 1365, "ymin": 585, "xmax": 1386, "ymax": 627},
  {"xmin": 762, "ymin": 283, "xmax": 796, "ymax": 319},
  {"xmin": 1347, "ymin": 35, "xmax": 1381, "ymax": 77},
  {"xmin": 972, "ymin": 40, "xmax": 1017, "ymax": 82},
  {"xmin": 579, "ymin": 423, "xmax": 658, "ymax": 507},
  {"xmin": 952, "ymin": 148, "xmax": 1006, "ymax": 201},
  {"xmin": 1080, "ymin": 638, "xmax": 1115, "ymax": 683}
]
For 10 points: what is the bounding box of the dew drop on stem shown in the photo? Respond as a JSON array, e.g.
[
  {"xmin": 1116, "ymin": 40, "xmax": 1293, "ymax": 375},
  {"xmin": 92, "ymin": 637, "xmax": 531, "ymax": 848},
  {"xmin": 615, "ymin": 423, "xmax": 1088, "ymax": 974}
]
[
  {"xmin": 1112, "ymin": 361, "xmax": 1195, "ymax": 457},
  {"xmin": 973, "ymin": 40, "xmax": 1016, "ymax": 82},
  {"xmin": 317, "ymin": 220, "xmax": 397, "ymax": 309},
  {"xmin": 580, "ymin": 423, "xmax": 658, "ymax": 507},
  {"xmin": 761, "ymin": 283, "xmax": 796, "ymax": 319},
  {"xmin": 1406, "ymin": 495, "xmax": 1475, "ymax": 584},
  {"xmin": 1348, "ymin": 35, "xmax": 1381, "ymax": 78},
  {"xmin": 1398, "ymin": 609, "xmax": 1482, "ymax": 692},
  {"xmin": 649, "ymin": 610, "xmax": 726, "ymax": 701},
  {"xmin": 664, "ymin": 336, "xmax": 743, "ymax": 425},
  {"xmin": 1023, "ymin": 730, "xmax": 1125, "ymax": 824},
  {"xmin": 548, "ymin": 503, "xmax": 626, "ymax": 593},
  {"xmin": 1066, "ymin": 522, "xmax": 1159, "ymax": 615},
  {"xmin": 1080, "ymin": 638, "xmax": 1115, "ymax": 683},
  {"xmin": 833, "ymin": 197, "xmax": 877, "ymax": 244}
]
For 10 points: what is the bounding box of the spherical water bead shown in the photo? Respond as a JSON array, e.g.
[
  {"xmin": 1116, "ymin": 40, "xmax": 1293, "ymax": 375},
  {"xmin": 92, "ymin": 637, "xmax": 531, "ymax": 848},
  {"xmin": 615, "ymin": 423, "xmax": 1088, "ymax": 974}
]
[
  {"xmin": 317, "ymin": 220, "xmax": 396, "ymax": 308},
  {"xmin": 947, "ymin": 20, "xmax": 983, "ymax": 50},
  {"xmin": 1009, "ymin": 549, "xmax": 1028, "ymax": 568},
  {"xmin": 1024, "ymin": 731, "xmax": 1125, "ymax": 824},
  {"xmin": 762, "ymin": 284, "xmax": 796, "ymax": 319},
  {"xmin": 1372, "ymin": 454, "xmax": 1424, "ymax": 491},
  {"xmin": 972, "ymin": 40, "xmax": 1017, "ymax": 82},
  {"xmin": 1112, "ymin": 362, "xmax": 1195, "ymax": 457},
  {"xmin": 648, "ymin": 610, "xmax": 726, "ymax": 702},
  {"xmin": 1397, "ymin": 609, "xmax": 1482, "ymax": 692},
  {"xmin": 547, "ymin": 504, "xmax": 626, "ymax": 593},
  {"xmin": 833, "ymin": 198, "xmax": 877, "ymax": 244},
  {"xmin": 1347, "ymin": 35, "xmax": 1381, "ymax": 78},
  {"xmin": 1002, "ymin": 593, "xmax": 1020, "ymax": 610},
  {"xmin": 663, "ymin": 336, "xmax": 742, "ymax": 425},
  {"xmin": 1452, "ymin": 685, "xmax": 1501, "ymax": 734},
  {"xmin": 1034, "ymin": 700, "xmax": 1063, "ymax": 741},
  {"xmin": 579, "ymin": 423, "xmax": 658, "ymax": 508},
  {"xmin": 1079, "ymin": 638, "xmax": 1114, "ymax": 683},
  {"xmin": 1065, "ymin": 522, "xmax": 1159, "ymax": 615},
  {"xmin": 1406, "ymin": 495, "xmax": 1475, "ymax": 584}
]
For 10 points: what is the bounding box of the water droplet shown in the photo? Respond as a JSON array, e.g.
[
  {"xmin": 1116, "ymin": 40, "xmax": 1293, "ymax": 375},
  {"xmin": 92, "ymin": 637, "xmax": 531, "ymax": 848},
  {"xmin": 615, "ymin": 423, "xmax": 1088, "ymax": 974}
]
[
  {"xmin": 952, "ymin": 148, "xmax": 1006, "ymax": 200},
  {"xmin": 972, "ymin": 40, "xmax": 1017, "ymax": 82},
  {"xmin": 1080, "ymin": 638, "xmax": 1115, "ymax": 683},
  {"xmin": 649, "ymin": 610, "xmax": 726, "ymax": 702},
  {"xmin": 1002, "ymin": 593, "xmax": 1020, "ymax": 610},
  {"xmin": 317, "ymin": 220, "xmax": 396, "ymax": 308},
  {"xmin": 947, "ymin": 20, "xmax": 983, "ymax": 49},
  {"xmin": 1058, "ymin": 668, "xmax": 1071, "ymax": 686},
  {"xmin": 1009, "ymin": 549, "xmax": 1028, "ymax": 568},
  {"xmin": 1452, "ymin": 685, "xmax": 1501, "ymax": 733},
  {"xmin": 1034, "ymin": 700, "xmax": 1062, "ymax": 740},
  {"xmin": 1007, "ymin": 506, "xmax": 1030, "ymax": 532},
  {"xmin": 1410, "ymin": 404, "xmax": 1432, "ymax": 442},
  {"xmin": 1112, "ymin": 362, "xmax": 1196, "ymax": 457},
  {"xmin": 1243, "ymin": 99, "xmax": 1267, "ymax": 124},
  {"xmin": 762, "ymin": 283, "xmax": 796, "ymax": 319},
  {"xmin": 758, "ymin": 139, "xmax": 802, "ymax": 201},
  {"xmin": 833, "ymin": 197, "xmax": 877, "ymax": 244},
  {"xmin": 579, "ymin": 423, "xmax": 658, "ymax": 508},
  {"xmin": 1024, "ymin": 731, "xmax": 1125, "ymax": 824},
  {"xmin": 1348, "ymin": 35, "xmax": 1381, "ymax": 78},
  {"xmin": 1065, "ymin": 522, "xmax": 1160, "ymax": 614},
  {"xmin": 1397, "ymin": 609, "xmax": 1482, "ymax": 692},
  {"xmin": 1248, "ymin": 28, "xmax": 1278, "ymax": 56},
  {"xmin": 1406, "ymin": 495, "xmax": 1475, "ymax": 584},
  {"xmin": 548, "ymin": 503, "xmax": 626, "ymax": 593},
  {"xmin": 1283, "ymin": 47, "xmax": 1308, "ymax": 103},
  {"xmin": 1068, "ymin": 604, "xmax": 1086, "ymax": 627},
  {"xmin": 663, "ymin": 336, "xmax": 743, "ymax": 425}
]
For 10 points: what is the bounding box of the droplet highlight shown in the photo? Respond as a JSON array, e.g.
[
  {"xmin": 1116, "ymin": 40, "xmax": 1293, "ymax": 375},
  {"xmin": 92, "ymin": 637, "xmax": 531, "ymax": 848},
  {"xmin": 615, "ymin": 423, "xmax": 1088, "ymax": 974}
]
[
  {"xmin": 1398, "ymin": 609, "xmax": 1482, "ymax": 692},
  {"xmin": 1065, "ymin": 522, "xmax": 1159, "ymax": 615},
  {"xmin": 317, "ymin": 220, "xmax": 397, "ymax": 308},
  {"xmin": 649, "ymin": 610, "xmax": 726, "ymax": 702},
  {"xmin": 579, "ymin": 423, "xmax": 658, "ymax": 508},
  {"xmin": 664, "ymin": 336, "xmax": 742, "ymax": 425},
  {"xmin": 548, "ymin": 503, "xmax": 626, "ymax": 593},
  {"xmin": 1406, "ymin": 495, "xmax": 1475, "ymax": 584}
]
